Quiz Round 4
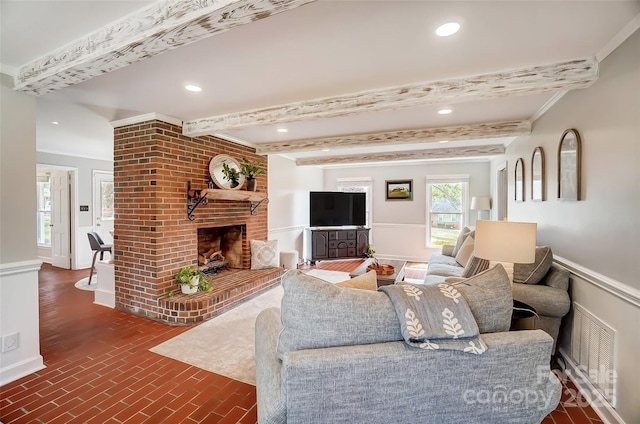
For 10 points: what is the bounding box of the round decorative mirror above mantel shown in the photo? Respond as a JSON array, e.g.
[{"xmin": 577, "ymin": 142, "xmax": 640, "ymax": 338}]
[{"xmin": 209, "ymin": 155, "xmax": 245, "ymax": 190}]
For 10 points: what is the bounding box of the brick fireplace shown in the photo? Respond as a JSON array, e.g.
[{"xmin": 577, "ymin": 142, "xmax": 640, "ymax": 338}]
[{"xmin": 112, "ymin": 119, "xmax": 282, "ymax": 324}]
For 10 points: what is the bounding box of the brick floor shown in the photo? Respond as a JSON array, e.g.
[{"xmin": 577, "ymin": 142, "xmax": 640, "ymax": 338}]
[{"xmin": 0, "ymin": 261, "xmax": 604, "ymax": 423}]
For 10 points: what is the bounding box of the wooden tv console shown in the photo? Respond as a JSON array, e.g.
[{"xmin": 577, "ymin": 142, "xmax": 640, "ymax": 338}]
[{"xmin": 305, "ymin": 227, "xmax": 370, "ymax": 263}]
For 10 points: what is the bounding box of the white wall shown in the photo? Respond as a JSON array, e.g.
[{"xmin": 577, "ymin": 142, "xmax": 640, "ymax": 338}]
[
  {"xmin": 324, "ymin": 161, "xmax": 491, "ymax": 261},
  {"xmin": 0, "ymin": 73, "xmax": 45, "ymax": 384},
  {"xmin": 36, "ymin": 152, "xmax": 113, "ymax": 269},
  {"xmin": 267, "ymin": 155, "xmax": 324, "ymax": 260},
  {"xmin": 496, "ymin": 30, "xmax": 640, "ymax": 423}
]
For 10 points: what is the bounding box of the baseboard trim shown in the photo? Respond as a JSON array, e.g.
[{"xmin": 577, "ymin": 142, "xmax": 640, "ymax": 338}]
[
  {"xmin": 0, "ymin": 355, "xmax": 45, "ymax": 387},
  {"xmin": 554, "ymin": 256, "xmax": 640, "ymax": 308},
  {"xmin": 558, "ymin": 348, "xmax": 625, "ymax": 424}
]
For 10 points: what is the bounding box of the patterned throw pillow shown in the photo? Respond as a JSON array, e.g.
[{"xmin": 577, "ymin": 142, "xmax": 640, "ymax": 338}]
[
  {"xmin": 461, "ymin": 255, "xmax": 490, "ymax": 278},
  {"xmin": 250, "ymin": 239, "xmax": 278, "ymax": 270}
]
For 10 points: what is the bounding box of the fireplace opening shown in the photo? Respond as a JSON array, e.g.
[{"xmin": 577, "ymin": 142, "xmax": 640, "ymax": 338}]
[{"xmin": 197, "ymin": 225, "xmax": 245, "ymax": 273}]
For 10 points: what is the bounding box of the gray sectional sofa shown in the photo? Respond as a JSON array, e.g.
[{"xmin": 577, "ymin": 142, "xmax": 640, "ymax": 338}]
[
  {"xmin": 255, "ymin": 268, "xmax": 562, "ymax": 424},
  {"xmin": 425, "ymin": 227, "xmax": 571, "ymax": 349}
]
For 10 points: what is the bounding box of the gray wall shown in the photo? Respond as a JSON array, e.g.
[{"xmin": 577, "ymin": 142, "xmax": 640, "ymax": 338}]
[
  {"xmin": 324, "ymin": 161, "xmax": 491, "ymax": 260},
  {"xmin": 1, "ymin": 73, "xmax": 37, "ymax": 264},
  {"xmin": 495, "ymin": 29, "xmax": 640, "ymax": 423},
  {"xmin": 498, "ymin": 29, "xmax": 640, "ymax": 290},
  {"xmin": 267, "ymin": 155, "xmax": 324, "ymax": 257}
]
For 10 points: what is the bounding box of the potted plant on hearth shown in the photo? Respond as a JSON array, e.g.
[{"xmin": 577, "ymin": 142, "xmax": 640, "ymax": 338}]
[
  {"xmin": 175, "ymin": 266, "xmax": 211, "ymax": 294},
  {"xmin": 239, "ymin": 158, "xmax": 265, "ymax": 191},
  {"xmin": 221, "ymin": 162, "xmax": 241, "ymax": 189}
]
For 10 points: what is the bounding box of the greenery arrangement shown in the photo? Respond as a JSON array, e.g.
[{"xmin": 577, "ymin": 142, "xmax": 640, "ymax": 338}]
[
  {"xmin": 364, "ymin": 243, "xmax": 376, "ymax": 258},
  {"xmin": 221, "ymin": 162, "xmax": 240, "ymax": 187},
  {"xmin": 175, "ymin": 266, "xmax": 212, "ymax": 292},
  {"xmin": 239, "ymin": 158, "xmax": 265, "ymax": 179}
]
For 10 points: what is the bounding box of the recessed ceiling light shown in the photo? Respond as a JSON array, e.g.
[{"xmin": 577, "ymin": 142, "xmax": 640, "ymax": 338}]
[
  {"xmin": 322, "ymin": 148, "xmax": 330, "ymax": 152},
  {"xmin": 51, "ymin": 121, "xmax": 59, "ymax": 125},
  {"xmin": 184, "ymin": 84, "xmax": 202, "ymax": 92},
  {"xmin": 438, "ymin": 108, "xmax": 453, "ymax": 115},
  {"xmin": 276, "ymin": 128, "xmax": 288, "ymax": 133},
  {"xmin": 439, "ymin": 140, "xmax": 449, "ymax": 144},
  {"xmin": 435, "ymin": 22, "xmax": 460, "ymax": 37}
]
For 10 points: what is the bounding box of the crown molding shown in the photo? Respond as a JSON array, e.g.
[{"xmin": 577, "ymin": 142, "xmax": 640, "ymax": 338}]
[{"xmin": 110, "ymin": 113, "xmax": 183, "ymax": 128}]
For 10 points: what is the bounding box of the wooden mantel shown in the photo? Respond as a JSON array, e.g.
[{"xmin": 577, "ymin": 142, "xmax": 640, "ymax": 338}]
[
  {"xmin": 187, "ymin": 186, "xmax": 268, "ymax": 221},
  {"xmin": 201, "ymin": 189, "xmax": 266, "ymax": 202}
]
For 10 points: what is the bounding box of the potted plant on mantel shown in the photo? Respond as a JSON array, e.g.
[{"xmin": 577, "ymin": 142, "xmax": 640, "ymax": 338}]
[
  {"xmin": 240, "ymin": 158, "xmax": 265, "ymax": 191},
  {"xmin": 175, "ymin": 266, "xmax": 211, "ymax": 294},
  {"xmin": 221, "ymin": 162, "xmax": 241, "ymax": 189}
]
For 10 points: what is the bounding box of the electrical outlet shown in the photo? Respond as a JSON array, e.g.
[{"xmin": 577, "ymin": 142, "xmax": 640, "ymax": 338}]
[{"xmin": 2, "ymin": 333, "xmax": 19, "ymax": 353}]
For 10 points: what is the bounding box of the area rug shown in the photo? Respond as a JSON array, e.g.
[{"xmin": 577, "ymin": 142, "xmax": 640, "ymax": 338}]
[
  {"xmin": 149, "ymin": 269, "xmax": 351, "ymax": 385},
  {"xmin": 74, "ymin": 276, "xmax": 97, "ymax": 291}
]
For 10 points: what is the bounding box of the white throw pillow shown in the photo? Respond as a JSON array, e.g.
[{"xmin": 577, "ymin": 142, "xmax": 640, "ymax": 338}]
[
  {"xmin": 250, "ymin": 239, "xmax": 278, "ymax": 269},
  {"xmin": 455, "ymin": 234, "xmax": 475, "ymax": 267}
]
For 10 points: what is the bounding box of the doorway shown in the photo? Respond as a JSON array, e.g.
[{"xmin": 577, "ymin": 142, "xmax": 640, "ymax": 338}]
[
  {"xmin": 92, "ymin": 171, "xmax": 114, "ymax": 244},
  {"xmin": 37, "ymin": 165, "xmax": 77, "ymax": 269}
]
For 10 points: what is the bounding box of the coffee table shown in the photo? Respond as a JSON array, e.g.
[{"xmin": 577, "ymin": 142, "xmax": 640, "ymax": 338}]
[{"xmin": 350, "ymin": 258, "xmax": 406, "ymax": 287}]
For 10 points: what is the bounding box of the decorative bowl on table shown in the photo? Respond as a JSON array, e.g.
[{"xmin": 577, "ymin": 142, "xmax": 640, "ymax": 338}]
[{"xmin": 367, "ymin": 263, "xmax": 395, "ymax": 275}]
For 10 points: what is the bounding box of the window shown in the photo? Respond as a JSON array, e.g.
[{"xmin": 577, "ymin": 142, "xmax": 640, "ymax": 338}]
[
  {"xmin": 336, "ymin": 178, "xmax": 372, "ymax": 229},
  {"xmin": 37, "ymin": 174, "xmax": 52, "ymax": 246},
  {"xmin": 426, "ymin": 175, "xmax": 469, "ymax": 247}
]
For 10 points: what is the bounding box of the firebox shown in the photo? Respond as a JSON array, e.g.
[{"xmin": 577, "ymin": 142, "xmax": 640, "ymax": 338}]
[{"xmin": 197, "ymin": 225, "xmax": 245, "ymax": 272}]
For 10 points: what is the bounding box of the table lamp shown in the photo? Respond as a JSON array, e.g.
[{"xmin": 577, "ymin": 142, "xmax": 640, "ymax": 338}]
[
  {"xmin": 474, "ymin": 220, "xmax": 537, "ymax": 282},
  {"xmin": 470, "ymin": 196, "xmax": 491, "ymax": 220}
]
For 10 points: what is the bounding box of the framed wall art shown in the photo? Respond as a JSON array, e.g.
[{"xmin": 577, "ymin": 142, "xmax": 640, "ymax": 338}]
[
  {"xmin": 557, "ymin": 129, "xmax": 582, "ymax": 201},
  {"xmin": 514, "ymin": 158, "xmax": 525, "ymax": 202},
  {"xmin": 385, "ymin": 180, "xmax": 413, "ymax": 201},
  {"xmin": 531, "ymin": 146, "xmax": 545, "ymax": 201}
]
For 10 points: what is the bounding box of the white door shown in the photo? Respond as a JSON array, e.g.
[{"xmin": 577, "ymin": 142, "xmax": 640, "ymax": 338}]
[
  {"xmin": 51, "ymin": 170, "xmax": 71, "ymax": 269},
  {"xmin": 93, "ymin": 171, "xmax": 114, "ymax": 244}
]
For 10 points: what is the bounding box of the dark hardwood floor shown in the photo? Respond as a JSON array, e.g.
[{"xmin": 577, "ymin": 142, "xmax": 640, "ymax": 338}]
[{"xmin": 0, "ymin": 262, "xmax": 602, "ymax": 423}]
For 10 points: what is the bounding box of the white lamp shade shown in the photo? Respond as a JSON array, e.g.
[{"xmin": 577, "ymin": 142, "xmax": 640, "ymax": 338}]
[
  {"xmin": 474, "ymin": 220, "xmax": 537, "ymax": 264},
  {"xmin": 470, "ymin": 196, "xmax": 491, "ymax": 211}
]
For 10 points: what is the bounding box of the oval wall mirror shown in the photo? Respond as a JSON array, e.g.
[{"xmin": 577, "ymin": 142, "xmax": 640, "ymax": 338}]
[
  {"xmin": 531, "ymin": 146, "xmax": 545, "ymax": 201},
  {"xmin": 209, "ymin": 155, "xmax": 245, "ymax": 190},
  {"xmin": 557, "ymin": 129, "xmax": 581, "ymax": 201},
  {"xmin": 515, "ymin": 157, "xmax": 525, "ymax": 202}
]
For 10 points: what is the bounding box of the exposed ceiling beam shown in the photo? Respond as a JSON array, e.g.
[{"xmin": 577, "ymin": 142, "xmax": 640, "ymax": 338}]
[
  {"xmin": 296, "ymin": 145, "xmax": 505, "ymax": 167},
  {"xmin": 255, "ymin": 120, "xmax": 530, "ymax": 154},
  {"xmin": 183, "ymin": 57, "xmax": 598, "ymax": 136},
  {"xmin": 14, "ymin": 0, "xmax": 316, "ymax": 95}
]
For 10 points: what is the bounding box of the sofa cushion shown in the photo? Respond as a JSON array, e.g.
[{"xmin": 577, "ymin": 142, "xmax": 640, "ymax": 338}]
[
  {"xmin": 455, "ymin": 235, "xmax": 475, "ymax": 267},
  {"xmin": 461, "ymin": 255, "xmax": 490, "ymax": 278},
  {"xmin": 277, "ymin": 270, "xmax": 401, "ymax": 359},
  {"xmin": 451, "ymin": 264, "xmax": 513, "ymax": 333},
  {"xmin": 277, "ymin": 267, "xmax": 512, "ymax": 358},
  {"xmin": 451, "ymin": 227, "xmax": 471, "ymax": 257},
  {"xmin": 513, "ymin": 246, "xmax": 553, "ymax": 285},
  {"xmin": 335, "ymin": 270, "xmax": 377, "ymax": 290},
  {"xmin": 427, "ymin": 254, "xmax": 459, "ymax": 266},
  {"xmin": 425, "ymin": 263, "xmax": 465, "ymax": 278}
]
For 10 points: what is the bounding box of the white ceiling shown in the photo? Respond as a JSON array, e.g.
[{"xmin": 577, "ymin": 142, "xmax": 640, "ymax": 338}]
[{"xmin": 1, "ymin": 0, "xmax": 639, "ymax": 164}]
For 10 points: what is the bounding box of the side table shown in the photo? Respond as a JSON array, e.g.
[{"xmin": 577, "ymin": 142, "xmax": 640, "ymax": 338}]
[{"xmin": 511, "ymin": 300, "xmax": 538, "ymax": 331}]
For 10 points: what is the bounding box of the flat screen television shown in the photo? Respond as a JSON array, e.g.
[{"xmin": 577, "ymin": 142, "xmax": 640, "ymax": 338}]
[{"xmin": 309, "ymin": 191, "xmax": 366, "ymax": 227}]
